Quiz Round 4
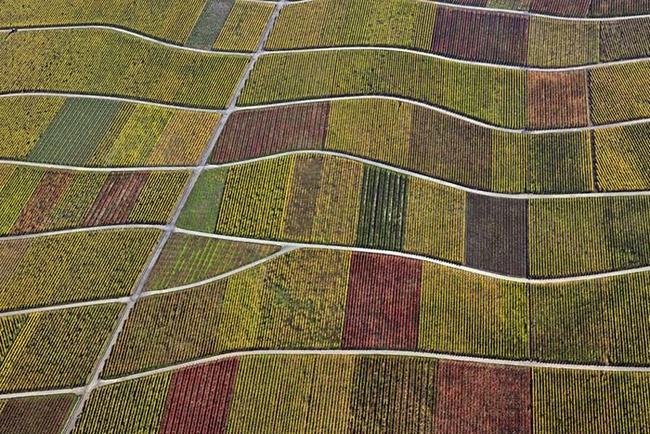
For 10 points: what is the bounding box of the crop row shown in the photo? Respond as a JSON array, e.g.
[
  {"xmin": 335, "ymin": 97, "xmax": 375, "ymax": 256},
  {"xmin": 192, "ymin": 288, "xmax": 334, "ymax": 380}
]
[
  {"xmin": 0, "ymin": 394, "xmax": 77, "ymax": 434},
  {"xmin": 269, "ymin": 0, "xmax": 650, "ymax": 66},
  {"xmin": 0, "ymin": 228, "xmax": 159, "ymax": 311},
  {"xmin": 444, "ymin": 0, "xmax": 650, "ymax": 17},
  {"xmin": 0, "ymin": 165, "xmax": 190, "ymax": 236},
  {"xmin": 240, "ymin": 49, "xmax": 650, "ymax": 128},
  {"xmin": 212, "ymin": 99, "xmax": 650, "ymax": 192},
  {"xmin": 102, "ymin": 248, "xmax": 650, "ymax": 377},
  {"xmin": 0, "ymin": 304, "xmax": 123, "ymax": 392},
  {"xmin": 78, "ymin": 354, "xmax": 650, "ymax": 433},
  {"xmin": 144, "ymin": 232, "xmax": 280, "ymax": 291},
  {"xmin": 0, "ymin": 28, "xmax": 249, "ymax": 109},
  {"xmin": 0, "ymin": 96, "xmax": 222, "ymax": 167},
  {"xmin": 180, "ymin": 154, "xmax": 650, "ymax": 277}
]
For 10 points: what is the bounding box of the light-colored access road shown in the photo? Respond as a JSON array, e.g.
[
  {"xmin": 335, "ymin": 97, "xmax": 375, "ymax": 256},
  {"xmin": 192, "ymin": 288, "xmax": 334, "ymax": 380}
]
[
  {"xmin": 60, "ymin": 1, "xmax": 287, "ymax": 431},
  {"xmin": 4, "ymin": 347, "xmax": 650, "ymax": 401}
]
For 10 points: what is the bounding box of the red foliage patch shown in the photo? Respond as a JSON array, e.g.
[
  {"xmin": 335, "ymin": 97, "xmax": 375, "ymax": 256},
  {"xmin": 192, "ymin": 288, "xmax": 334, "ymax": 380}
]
[
  {"xmin": 10, "ymin": 171, "xmax": 74, "ymax": 234},
  {"xmin": 434, "ymin": 361, "xmax": 532, "ymax": 433},
  {"xmin": 211, "ymin": 103, "xmax": 330, "ymax": 163},
  {"xmin": 527, "ymin": 71, "xmax": 589, "ymax": 129},
  {"xmin": 83, "ymin": 172, "xmax": 149, "ymax": 226},
  {"xmin": 443, "ymin": 0, "xmax": 488, "ymax": 6},
  {"xmin": 431, "ymin": 7, "xmax": 529, "ymax": 65},
  {"xmin": 530, "ymin": 0, "xmax": 591, "ymax": 16},
  {"xmin": 342, "ymin": 253, "xmax": 422, "ymax": 349},
  {"xmin": 159, "ymin": 358, "xmax": 239, "ymax": 434}
]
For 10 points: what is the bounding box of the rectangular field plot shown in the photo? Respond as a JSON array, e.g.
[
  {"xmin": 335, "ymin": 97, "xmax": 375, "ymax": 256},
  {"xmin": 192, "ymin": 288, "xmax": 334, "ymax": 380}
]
[
  {"xmin": 591, "ymin": 61, "xmax": 650, "ymax": 124},
  {"xmin": 0, "ymin": 394, "xmax": 77, "ymax": 434},
  {"xmin": 527, "ymin": 18, "xmax": 599, "ymax": 67},
  {"xmin": 526, "ymin": 71, "xmax": 589, "ymax": 129},
  {"xmin": 0, "ymin": 304, "xmax": 123, "ymax": 392},
  {"xmin": 434, "ymin": 361, "xmax": 531, "ymax": 433},
  {"xmin": 529, "ymin": 196, "xmax": 650, "ymax": 277},
  {"xmin": 593, "ymin": 123, "xmax": 650, "ymax": 191},
  {"xmin": 533, "ymin": 370, "xmax": 650, "ymax": 433},
  {"xmin": 0, "ymin": 165, "xmax": 189, "ymax": 235},
  {"xmin": 213, "ymin": 1, "xmax": 275, "ymax": 52},
  {"xmin": 0, "ymin": 28, "xmax": 249, "ymax": 109},
  {"xmin": 239, "ymin": 50, "xmax": 526, "ymax": 128},
  {"xmin": 531, "ymin": 272, "xmax": 650, "ymax": 365},
  {"xmin": 0, "ymin": 228, "xmax": 159, "ymax": 311},
  {"xmin": 418, "ymin": 263, "xmax": 529, "ymax": 360},
  {"xmin": 145, "ymin": 233, "xmax": 280, "ymax": 291}
]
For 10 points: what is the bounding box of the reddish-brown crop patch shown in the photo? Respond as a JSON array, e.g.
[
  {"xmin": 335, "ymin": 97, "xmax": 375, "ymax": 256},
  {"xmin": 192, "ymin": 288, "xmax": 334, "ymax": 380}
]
[
  {"xmin": 527, "ymin": 71, "xmax": 589, "ymax": 129},
  {"xmin": 10, "ymin": 171, "xmax": 74, "ymax": 234},
  {"xmin": 443, "ymin": 0, "xmax": 488, "ymax": 6},
  {"xmin": 83, "ymin": 172, "xmax": 149, "ymax": 226},
  {"xmin": 434, "ymin": 361, "xmax": 532, "ymax": 433},
  {"xmin": 212, "ymin": 103, "xmax": 330, "ymax": 163},
  {"xmin": 159, "ymin": 358, "xmax": 239, "ymax": 434},
  {"xmin": 0, "ymin": 395, "xmax": 76, "ymax": 434},
  {"xmin": 531, "ymin": 0, "xmax": 591, "ymax": 16},
  {"xmin": 431, "ymin": 8, "xmax": 529, "ymax": 65},
  {"xmin": 342, "ymin": 253, "xmax": 422, "ymax": 349}
]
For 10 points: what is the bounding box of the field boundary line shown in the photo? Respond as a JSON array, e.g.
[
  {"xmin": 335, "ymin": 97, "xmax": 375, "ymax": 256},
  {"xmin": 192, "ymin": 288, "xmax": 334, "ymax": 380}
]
[
  {"xmin": 0, "ymin": 297, "xmax": 130, "ymax": 319},
  {"xmin": 4, "ymin": 149, "xmax": 650, "ymax": 199},
  {"xmin": 61, "ymin": 1, "xmax": 287, "ymax": 431},
  {"xmin": 236, "ymin": 96, "xmax": 650, "ymax": 133},
  {"xmin": 3, "ymin": 224, "xmax": 650, "ymax": 284},
  {"xmin": 0, "ymin": 92, "xmax": 227, "ymax": 113},
  {"xmin": 6, "ymin": 24, "xmax": 650, "ymax": 70},
  {"xmin": 0, "ymin": 224, "xmax": 165, "ymax": 241}
]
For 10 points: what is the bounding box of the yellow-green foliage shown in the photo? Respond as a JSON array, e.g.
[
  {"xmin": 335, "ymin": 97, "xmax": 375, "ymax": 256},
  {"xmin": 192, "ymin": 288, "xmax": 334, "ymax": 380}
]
[
  {"xmin": 593, "ymin": 123, "xmax": 650, "ymax": 191},
  {"xmin": 533, "ymin": 370, "xmax": 650, "ymax": 433},
  {"xmin": 0, "ymin": 0, "xmax": 206, "ymax": 44},
  {"xmin": 529, "ymin": 196, "xmax": 650, "ymax": 277},
  {"xmin": 228, "ymin": 354, "xmax": 355, "ymax": 432},
  {"xmin": 310, "ymin": 157, "xmax": 363, "ymax": 245},
  {"xmin": 0, "ymin": 166, "xmax": 43, "ymax": 233},
  {"xmin": 491, "ymin": 130, "xmax": 527, "ymax": 193},
  {"xmin": 73, "ymin": 373, "xmax": 172, "ymax": 434},
  {"xmin": 240, "ymin": 50, "xmax": 526, "ymax": 128},
  {"xmin": 0, "ymin": 28, "xmax": 249, "ymax": 109},
  {"xmin": 531, "ymin": 273, "xmax": 650, "ymax": 365},
  {"xmin": 418, "ymin": 263, "xmax": 529, "ymax": 359},
  {"xmin": 213, "ymin": 1, "xmax": 274, "ymax": 52},
  {"xmin": 266, "ymin": 0, "xmax": 437, "ymax": 51},
  {"xmin": 527, "ymin": 17, "xmax": 599, "ymax": 67},
  {"xmin": 127, "ymin": 171, "xmax": 190, "ymax": 223},
  {"xmin": 403, "ymin": 178, "xmax": 466, "ymax": 263},
  {"xmin": 591, "ymin": 61, "xmax": 650, "ymax": 124},
  {"xmin": 325, "ymin": 99, "xmax": 412, "ymax": 169},
  {"xmin": 216, "ymin": 156, "xmax": 294, "ymax": 239},
  {"xmin": 0, "ymin": 304, "xmax": 123, "ymax": 392},
  {"xmin": 0, "ymin": 229, "xmax": 159, "ymax": 311},
  {"xmin": 0, "ymin": 97, "xmax": 64, "ymax": 159}
]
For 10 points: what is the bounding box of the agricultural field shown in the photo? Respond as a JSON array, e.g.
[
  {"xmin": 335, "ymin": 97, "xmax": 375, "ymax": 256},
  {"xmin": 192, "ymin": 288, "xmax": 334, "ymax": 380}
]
[
  {"xmin": 0, "ymin": 304, "xmax": 123, "ymax": 392},
  {"xmin": 2, "ymin": 0, "xmax": 650, "ymax": 429},
  {"xmin": 0, "ymin": 96, "xmax": 222, "ymax": 166},
  {"xmin": 0, "ymin": 28, "xmax": 249, "ymax": 109},
  {"xmin": 0, "ymin": 165, "xmax": 190, "ymax": 235},
  {"xmin": 0, "ymin": 228, "xmax": 159, "ymax": 311}
]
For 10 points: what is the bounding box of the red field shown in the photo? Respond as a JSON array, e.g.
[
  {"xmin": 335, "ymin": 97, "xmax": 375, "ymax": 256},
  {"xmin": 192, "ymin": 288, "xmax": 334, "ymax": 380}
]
[
  {"xmin": 434, "ymin": 361, "xmax": 532, "ymax": 433},
  {"xmin": 212, "ymin": 103, "xmax": 330, "ymax": 163},
  {"xmin": 83, "ymin": 172, "xmax": 149, "ymax": 226},
  {"xmin": 159, "ymin": 358, "xmax": 239, "ymax": 434},
  {"xmin": 527, "ymin": 71, "xmax": 589, "ymax": 129},
  {"xmin": 342, "ymin": 253, "xmax": 422, "ymax": 349}
]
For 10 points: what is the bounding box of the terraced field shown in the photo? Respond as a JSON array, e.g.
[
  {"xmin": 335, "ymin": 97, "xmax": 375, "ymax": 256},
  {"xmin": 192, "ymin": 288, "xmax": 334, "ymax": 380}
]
[{"xmin": 1, "ymin": 0, "xmax": 649, "ymax": 432}]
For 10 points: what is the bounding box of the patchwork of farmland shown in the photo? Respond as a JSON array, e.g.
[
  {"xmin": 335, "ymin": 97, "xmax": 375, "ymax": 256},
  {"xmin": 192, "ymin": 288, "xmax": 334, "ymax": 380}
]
[{"xmin": 1, "ymin": 0, "xmax": 649, "ymax": 431}]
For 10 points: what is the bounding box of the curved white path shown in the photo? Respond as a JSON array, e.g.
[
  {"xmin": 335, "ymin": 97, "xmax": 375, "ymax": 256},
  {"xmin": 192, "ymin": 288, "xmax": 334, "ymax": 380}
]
[
  {"xmin": 3, "ymin": 149, "xmax": 649, "ymax": 199},
  {"xmin": 4, "ymin": 25, "xmax": 650, "ymax": 71},
  {"xmin": 4, "ymin": 347, "xmax": 650, "ymax": 401},
  {"xmin": 2, "ymin": 93, "xmax": 647, "ymax": 134},
  {"xmin": 0, "ymin": 92, "xmax": 226, "ymax": 113},
  {"xmin": 1, "ymin": 224, "xmax": 649, "ymax": 290}
]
